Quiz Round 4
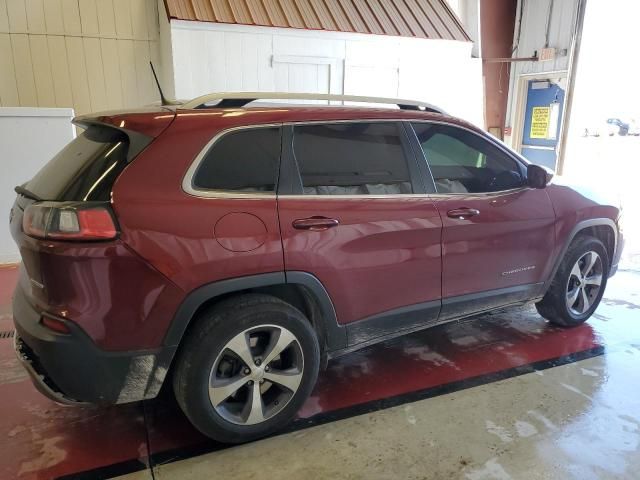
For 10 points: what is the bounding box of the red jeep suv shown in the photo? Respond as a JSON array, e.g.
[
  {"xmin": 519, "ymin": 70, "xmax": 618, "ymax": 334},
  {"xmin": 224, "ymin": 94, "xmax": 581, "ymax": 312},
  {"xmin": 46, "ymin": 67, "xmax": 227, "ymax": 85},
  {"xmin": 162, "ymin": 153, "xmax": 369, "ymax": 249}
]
[{"xmin": 10, "ymin": 93, "xmax": 623, "ymax": 443}]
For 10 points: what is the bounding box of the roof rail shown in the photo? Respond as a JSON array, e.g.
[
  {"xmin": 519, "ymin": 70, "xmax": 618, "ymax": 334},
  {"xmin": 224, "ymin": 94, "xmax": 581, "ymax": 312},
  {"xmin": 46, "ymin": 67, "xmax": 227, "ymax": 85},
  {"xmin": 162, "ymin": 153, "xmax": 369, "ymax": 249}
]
[{"xmin": 180, "ymin": 92, "xmax": 447, "ymax": 114}]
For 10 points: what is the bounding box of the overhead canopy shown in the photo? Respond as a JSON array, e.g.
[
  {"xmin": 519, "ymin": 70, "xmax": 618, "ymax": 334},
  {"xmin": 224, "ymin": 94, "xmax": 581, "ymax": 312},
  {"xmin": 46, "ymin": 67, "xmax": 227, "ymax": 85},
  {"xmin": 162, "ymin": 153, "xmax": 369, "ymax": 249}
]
[{"xmin": 164, "ymin": 0, "xmax": 470, "ymax": 41}]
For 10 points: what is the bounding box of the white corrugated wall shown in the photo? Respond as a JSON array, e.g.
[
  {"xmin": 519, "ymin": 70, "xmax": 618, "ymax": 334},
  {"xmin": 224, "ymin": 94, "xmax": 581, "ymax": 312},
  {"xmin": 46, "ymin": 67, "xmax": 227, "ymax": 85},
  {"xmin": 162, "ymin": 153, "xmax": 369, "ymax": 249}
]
[{"xmin": 168, "ymin": 20, "xmax": 484, "ymax": 126}]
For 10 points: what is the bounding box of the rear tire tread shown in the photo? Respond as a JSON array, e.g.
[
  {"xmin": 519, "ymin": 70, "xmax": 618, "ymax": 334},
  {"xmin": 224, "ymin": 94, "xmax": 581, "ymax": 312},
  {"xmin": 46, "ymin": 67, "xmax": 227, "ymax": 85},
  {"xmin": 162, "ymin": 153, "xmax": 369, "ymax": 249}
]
[{"xmin": 172, "ymin": 293, "xmax": 320, "ymax": 443}]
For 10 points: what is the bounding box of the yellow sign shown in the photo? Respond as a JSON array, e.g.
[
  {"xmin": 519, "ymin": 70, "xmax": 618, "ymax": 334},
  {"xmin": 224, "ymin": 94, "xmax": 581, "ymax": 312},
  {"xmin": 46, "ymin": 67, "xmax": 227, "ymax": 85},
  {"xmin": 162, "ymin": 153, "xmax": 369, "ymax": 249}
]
[{"xmin": 530, "ymin": 107, "xmax": 550, "ymax": 139}]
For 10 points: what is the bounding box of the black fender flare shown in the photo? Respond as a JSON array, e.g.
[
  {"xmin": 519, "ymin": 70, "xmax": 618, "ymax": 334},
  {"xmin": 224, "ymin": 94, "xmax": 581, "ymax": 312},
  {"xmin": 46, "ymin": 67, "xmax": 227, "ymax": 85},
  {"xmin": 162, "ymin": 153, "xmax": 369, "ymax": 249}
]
[
  {"xmin": 163, "ymin": 271, "xmax": 347, "ymax": 351},
  {"xmin": 543, "ymin": 218, "xmax": 618, "ymax": 293}
]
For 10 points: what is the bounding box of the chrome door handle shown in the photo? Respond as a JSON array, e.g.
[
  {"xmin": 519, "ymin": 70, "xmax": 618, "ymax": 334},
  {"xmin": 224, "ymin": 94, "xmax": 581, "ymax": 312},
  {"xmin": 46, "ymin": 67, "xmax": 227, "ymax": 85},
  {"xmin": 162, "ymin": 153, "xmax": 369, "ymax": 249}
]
[
  {"xmin": 447, "ymin": 208, "xmax": 480, "ymax": 220},
  {"xmin": 292, "ymin": 217, "xmax": 340, "ymax": 231}
]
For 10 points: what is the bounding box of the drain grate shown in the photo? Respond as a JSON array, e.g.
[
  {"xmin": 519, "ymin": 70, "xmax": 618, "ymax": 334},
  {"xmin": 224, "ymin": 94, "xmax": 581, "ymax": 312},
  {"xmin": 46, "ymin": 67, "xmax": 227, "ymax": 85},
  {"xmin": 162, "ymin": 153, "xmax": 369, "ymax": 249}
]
[{"xmin": 0, "ymin": 330, "xmax": 15, "ymax": 339}]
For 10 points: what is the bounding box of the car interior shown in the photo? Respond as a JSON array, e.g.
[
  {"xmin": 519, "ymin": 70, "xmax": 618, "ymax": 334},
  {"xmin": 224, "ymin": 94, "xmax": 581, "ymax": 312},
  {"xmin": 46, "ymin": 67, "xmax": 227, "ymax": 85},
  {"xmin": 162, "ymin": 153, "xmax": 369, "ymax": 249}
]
[{"xmin": 293, "ymin": 122, "xmax": 416, "ymax": 195}]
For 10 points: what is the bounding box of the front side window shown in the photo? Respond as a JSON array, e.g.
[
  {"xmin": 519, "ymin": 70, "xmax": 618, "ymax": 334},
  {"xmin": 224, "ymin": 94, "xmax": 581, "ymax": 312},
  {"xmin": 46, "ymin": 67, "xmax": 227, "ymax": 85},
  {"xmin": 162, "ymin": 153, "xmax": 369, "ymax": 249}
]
[
  {"xmin": 292, "ymin": 122, "xmax": 414, "ymax": 195},
  {"xmin": 193, "ymin": 127, "xmax": 281, "ymax": 192},
  {"xmin": 412, "ymin": 123, "xmax": 524, "ymax": 194}
]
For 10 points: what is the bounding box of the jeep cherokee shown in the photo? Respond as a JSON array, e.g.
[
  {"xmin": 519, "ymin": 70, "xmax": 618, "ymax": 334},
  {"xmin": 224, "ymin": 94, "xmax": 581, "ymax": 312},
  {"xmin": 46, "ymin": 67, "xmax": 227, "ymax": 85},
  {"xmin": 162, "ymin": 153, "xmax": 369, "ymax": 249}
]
[{"xmin": 10, "ymin": 93, "xmax": 624, "ymax": 443}]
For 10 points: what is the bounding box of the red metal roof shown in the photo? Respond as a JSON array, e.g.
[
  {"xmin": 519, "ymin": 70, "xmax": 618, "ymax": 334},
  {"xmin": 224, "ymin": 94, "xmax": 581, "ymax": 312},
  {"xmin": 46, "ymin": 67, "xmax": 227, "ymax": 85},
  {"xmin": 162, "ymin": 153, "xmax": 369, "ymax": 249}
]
[{"xmin": 163, "ymin": 0, "xmax": 470, "ymax": 41}]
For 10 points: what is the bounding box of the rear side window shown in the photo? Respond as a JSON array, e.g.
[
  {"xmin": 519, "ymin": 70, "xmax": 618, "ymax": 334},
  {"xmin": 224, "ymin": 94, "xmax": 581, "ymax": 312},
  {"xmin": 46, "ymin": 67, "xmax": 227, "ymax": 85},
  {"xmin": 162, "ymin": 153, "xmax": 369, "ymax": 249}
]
[
  {"xmin": 193, "ymin": 127, "xmax": 281, "ymax": 193},
  {"xmin": 292, "ymin": 122, "xmax": 414, "ymax": 195},
  {"xmin": 27, "ymin": 126, "xmax": 134, "ymax": 201}
]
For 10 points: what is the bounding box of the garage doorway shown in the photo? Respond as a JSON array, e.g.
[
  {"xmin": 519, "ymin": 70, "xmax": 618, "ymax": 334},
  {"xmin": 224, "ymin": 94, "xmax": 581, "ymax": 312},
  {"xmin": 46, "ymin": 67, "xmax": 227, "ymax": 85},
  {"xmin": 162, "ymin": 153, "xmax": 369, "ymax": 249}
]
[
  {"xmin": 511, "ymin": 73, "xmax": 567, "ymax": 171},
  {"xmin": 520, "ymin": 79, "xmax": 565, "ymax": 170}
]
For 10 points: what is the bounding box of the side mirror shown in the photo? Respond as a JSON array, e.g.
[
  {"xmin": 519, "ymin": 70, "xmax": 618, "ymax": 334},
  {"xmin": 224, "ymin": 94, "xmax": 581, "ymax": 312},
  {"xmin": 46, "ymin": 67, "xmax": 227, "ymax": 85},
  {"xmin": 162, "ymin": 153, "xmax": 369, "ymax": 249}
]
[{"xmin": 527, "ymin": 164, "xmax": 554, "ymax": 189}]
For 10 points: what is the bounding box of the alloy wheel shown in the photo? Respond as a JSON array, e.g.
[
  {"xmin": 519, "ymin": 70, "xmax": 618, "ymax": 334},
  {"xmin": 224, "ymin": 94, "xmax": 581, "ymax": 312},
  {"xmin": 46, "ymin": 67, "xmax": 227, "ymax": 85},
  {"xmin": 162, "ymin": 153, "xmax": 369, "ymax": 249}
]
[
  {"xmin": 566, "ymin": 250, "xmax": 603, "ymax": 316},
  {"xmin": 209, "ymin": 325, "xmax": 304, "ymax": 425}
]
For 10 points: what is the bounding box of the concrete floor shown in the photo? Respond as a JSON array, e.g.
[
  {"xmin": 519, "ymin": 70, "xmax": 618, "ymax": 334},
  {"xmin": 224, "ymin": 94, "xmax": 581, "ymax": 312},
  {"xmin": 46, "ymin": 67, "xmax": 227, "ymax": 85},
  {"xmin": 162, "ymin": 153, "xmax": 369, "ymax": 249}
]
[
  {"xmin": 140, "ymin": 353, "xmax": 640, "ymax": 480},
  {"xmin": 1, "ymin": 264, "xmax": 639, "ymax": 479}
]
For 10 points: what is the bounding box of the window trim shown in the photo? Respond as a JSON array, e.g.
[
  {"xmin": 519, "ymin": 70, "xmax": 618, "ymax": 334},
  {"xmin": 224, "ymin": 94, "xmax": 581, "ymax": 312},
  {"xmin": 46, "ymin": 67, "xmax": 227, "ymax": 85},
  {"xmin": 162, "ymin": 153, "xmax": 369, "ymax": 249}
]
[
  {"xmin": 182, "ymin": 119, "xmax": 530, "ymax": 200},
  {"xmin": 283, "ymin": 119, "xmax": 427, "ymax": 198},
  {"xmin": 182, "ymin": 123, "xmax": 283, "ymax": 199},
  {"xmin": 407, "ymin": 120, "xmax": 529, "ymax": 196}
]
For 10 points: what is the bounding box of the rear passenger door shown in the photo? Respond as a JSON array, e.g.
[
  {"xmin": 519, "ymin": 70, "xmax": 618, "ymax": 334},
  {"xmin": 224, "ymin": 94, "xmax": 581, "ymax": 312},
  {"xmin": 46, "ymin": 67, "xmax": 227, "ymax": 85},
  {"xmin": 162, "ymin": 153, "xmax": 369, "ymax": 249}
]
[{"xmin": 277, "ymin": 121, "xmax": 442, "ymax": 335}]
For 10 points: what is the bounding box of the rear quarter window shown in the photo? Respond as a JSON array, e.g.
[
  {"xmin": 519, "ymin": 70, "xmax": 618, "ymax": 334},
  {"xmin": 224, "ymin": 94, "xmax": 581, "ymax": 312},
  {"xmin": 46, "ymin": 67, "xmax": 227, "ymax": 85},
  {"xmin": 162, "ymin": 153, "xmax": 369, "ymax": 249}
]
[
  {"xmin": 26, "ymin": 126, "xmax": 137, "ymax": 201},
  {"xmin": 192, "ymin": 127, "xmax": 282, "ymax": 193}
]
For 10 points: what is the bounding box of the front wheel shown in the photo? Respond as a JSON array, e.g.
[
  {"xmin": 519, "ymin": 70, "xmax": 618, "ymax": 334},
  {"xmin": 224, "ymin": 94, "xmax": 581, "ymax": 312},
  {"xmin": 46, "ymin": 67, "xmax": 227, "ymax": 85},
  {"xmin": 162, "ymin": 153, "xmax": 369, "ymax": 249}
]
[
  {"xmin": 173, "ymin": 294, "xmax": 320, "ymax": 443},
  {"xmin": 536, "ymin": 236, "xmax": 609, "ymax": 327}
]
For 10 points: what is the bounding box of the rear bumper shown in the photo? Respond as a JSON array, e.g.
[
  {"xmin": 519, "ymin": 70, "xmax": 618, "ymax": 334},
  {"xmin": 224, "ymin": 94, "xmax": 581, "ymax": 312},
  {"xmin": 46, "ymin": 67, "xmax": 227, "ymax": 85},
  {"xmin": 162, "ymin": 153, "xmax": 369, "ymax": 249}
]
[{"xmin": 12, "ymin": 284, "xmax": 176, "ymax": 405}]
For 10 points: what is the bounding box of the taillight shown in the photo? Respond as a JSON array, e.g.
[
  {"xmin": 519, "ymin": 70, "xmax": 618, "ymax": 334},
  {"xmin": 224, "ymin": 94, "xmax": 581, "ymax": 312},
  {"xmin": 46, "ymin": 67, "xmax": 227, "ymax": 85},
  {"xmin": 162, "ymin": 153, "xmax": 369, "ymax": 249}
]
[
  {"xmin": 40, "ymin": 315, "xmax": 71, "ymax": 334},
  {"xmin": 22, "ymin": 202, "xmax": 117, "ymax": 241}
]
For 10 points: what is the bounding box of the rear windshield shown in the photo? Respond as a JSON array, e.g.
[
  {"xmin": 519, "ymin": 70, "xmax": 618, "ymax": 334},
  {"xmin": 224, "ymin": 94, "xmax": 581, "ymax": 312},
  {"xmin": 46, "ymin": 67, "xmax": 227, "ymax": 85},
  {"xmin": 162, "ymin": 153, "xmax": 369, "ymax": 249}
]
[{"xmin": 26, "ymin": 126, "xmax": 136, "ymax": 201}]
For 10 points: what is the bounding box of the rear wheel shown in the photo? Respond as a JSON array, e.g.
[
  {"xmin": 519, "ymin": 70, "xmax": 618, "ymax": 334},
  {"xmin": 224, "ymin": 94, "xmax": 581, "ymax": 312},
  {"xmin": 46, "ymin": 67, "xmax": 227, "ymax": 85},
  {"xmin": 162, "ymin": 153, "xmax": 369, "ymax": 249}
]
[
  {"xmin": 536, "ymin": 236, "xmax": 609, "ymax": 327},
  {"xmin": 173, "ymin": 294, "xmax": 320, "ymax": 443}
]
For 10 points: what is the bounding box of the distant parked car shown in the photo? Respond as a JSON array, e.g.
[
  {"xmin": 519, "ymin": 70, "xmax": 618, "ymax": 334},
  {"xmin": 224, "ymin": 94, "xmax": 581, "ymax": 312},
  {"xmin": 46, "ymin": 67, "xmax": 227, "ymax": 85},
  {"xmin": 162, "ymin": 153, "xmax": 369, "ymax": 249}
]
[
  {"xmin": 607, "ymin": 118, "xmax": 629, "ymax": 136},
  {"xmin": 583, "ymin": 118, "xmax": 631, "ymax": 137},
  {"xmin": 628, "ymin": 119, "xmax": 640, "ymax": 136}
]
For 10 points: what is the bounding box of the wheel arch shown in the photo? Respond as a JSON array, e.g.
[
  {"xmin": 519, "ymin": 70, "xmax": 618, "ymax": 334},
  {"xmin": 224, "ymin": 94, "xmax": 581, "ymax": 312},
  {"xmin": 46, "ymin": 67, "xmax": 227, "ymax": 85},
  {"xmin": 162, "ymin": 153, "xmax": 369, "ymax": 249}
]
[
  {"xmin": 163, "ymin": 271, "xmax": 346, "ymax": 361},
  {"xmin": 544, "ymin": 218, "xmax": 618, "ymax": 292}
]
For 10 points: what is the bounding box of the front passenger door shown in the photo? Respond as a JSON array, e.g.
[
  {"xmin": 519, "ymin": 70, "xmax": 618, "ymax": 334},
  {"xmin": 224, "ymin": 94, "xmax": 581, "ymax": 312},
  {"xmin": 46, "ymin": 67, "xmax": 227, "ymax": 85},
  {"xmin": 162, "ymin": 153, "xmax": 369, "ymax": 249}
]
[{"xmin": 410, "ymin": 122, "xmax": 556, "ymax": 320}]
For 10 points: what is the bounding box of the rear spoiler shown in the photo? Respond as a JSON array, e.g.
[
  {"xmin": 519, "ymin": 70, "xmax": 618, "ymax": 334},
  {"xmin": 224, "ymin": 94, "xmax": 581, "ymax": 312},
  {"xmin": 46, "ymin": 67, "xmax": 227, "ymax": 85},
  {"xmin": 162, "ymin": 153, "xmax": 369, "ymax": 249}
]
[{"xmin": 73, "ymin": 108, "xmax": 176, "ymax": 162}]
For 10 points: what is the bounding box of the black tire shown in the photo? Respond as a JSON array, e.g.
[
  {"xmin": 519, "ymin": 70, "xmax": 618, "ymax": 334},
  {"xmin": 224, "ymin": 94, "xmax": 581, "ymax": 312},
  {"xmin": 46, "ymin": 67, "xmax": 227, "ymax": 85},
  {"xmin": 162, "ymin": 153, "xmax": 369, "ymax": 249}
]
[
  {"xmin": 536, "ymin": 235, "xmax": 609, "ymax": 327},
  {"xmin": 172, "ymin": 293, "xmax": 320, "ymax": 443}
]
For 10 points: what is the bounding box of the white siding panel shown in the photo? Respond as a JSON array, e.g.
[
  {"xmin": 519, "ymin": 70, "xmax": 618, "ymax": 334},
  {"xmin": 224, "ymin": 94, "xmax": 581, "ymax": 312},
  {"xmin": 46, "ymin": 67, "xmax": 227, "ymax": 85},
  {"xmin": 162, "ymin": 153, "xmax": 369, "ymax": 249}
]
[
  {"xmin": 241, "ymin": 35, "xmax": 259, "ymax": 91},
  {"xmin": 11, "ymin": 34, "xmax": 37, "ymax": 106},
  {"xmin": 113, "ymin": 0, "xmax": 133, "ymax": 37},
  {"xmin": 29, "ymin": 35, "xmax": 56, "ymax": 107},
  {"xmin": 158, "ymin": 0, "xmax": 176, "ymax": 98},
  {"xmin": 61, "ymin": 0, "xmax": 82, "ymax": 35},
  {"xmin": 0, "ymin": 34, "xmax": 19, "ymax": 105},
  {"xmin": 131, "ymin": 0, "xmax": 149, "ymax": 40},
  {"xmin": 43, "ymin": 0, "xmax": 65, "ymax": 34},
  {"xmin": 257, "ymin": 36, "xmax": 274, "ymax": 91},
  {"xmin": 6, "ymin": 0, "xmax": 27, "ymax": 32},
  {"xmin": 188, "ymin": 30, "xmax": 209, "ymax": 95},
  {"xmin": 134, "ymin": 40, "xmax": 153, "ymax": 104},
  {"xmin": 101, "ymin": 38, "xmax": 124, "ymax": 108},
  {"xmin": 149, "ymin": 35, "xmax": 161, "ymax": 94},
  {"xmin": 0, "ymin": 3, "xmax": 9, "ymax": 32},
  {"xmin": 204, "ymin": 30, "xmax": 227, "ymax": 94},
  {"xmin": 224, "ymin": 33, "xmax": 243, "ymax": 90},
  {"xmin": 117, "ymin": 39, "xmax": 138, "ymax": 106},
  {"xmin": 170, "ymin": 28, "xmax": 194, "ymax": 98},
  {"xmin": 273, "ymin": 62, "xmax": 288, "ymax": 93},
  {"xmin": 47, "ymin": 35, "xmax": 74, "ymax": 107},
  {"xmin": 25, "ymin": 0, "xmax": 45, "ymax": 33},
  {"xmin": 84, "ymin": 37, "xmax": 109, "ymax": 111},
  {"xmin": 146, "ymin": 0, "xmax": 159, "ymax": 40},
  {"xmin": 65, "ymin": 36, "xmax": 92, "ymax": 114},
  {"xmin": 79, "ymin": 0, "xmax": 100, "ymax": 35},
  {"xmin": 96, "ymin": 0, "xmax": 117, "ymax": 37}
]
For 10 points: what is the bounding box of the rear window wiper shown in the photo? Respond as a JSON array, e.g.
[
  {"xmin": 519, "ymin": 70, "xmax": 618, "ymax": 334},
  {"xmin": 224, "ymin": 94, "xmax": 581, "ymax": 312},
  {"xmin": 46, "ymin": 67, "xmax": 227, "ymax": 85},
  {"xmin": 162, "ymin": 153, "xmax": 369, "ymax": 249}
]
[{"xmin": 15, "ymin": 185, "xmax": 43, "ymax": 202}]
